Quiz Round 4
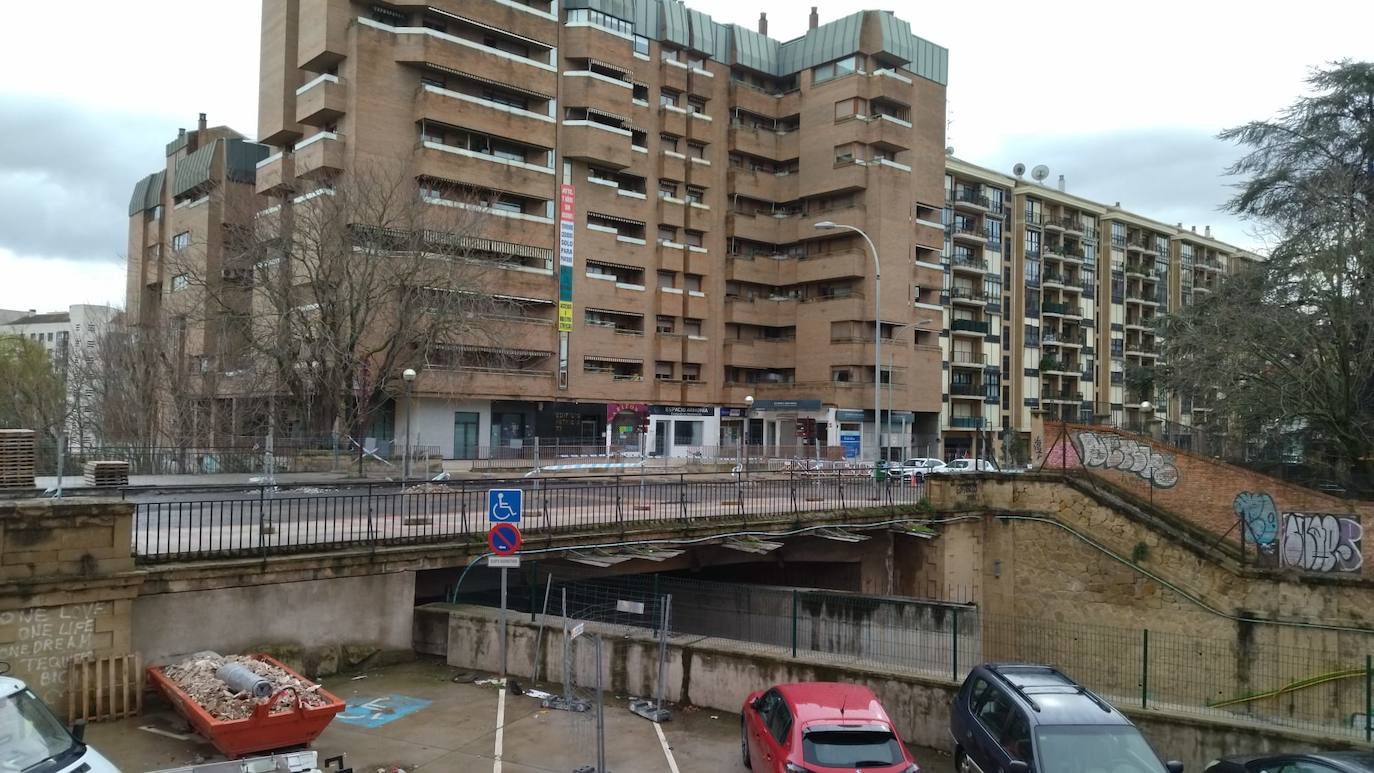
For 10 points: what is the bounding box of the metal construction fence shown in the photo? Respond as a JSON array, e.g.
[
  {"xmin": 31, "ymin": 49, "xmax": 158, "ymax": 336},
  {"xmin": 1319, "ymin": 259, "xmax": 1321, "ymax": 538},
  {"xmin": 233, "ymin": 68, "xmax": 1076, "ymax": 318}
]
[
  {"xmin": 131, "ymin": 471, "xmax": 936, "ymax": 562},
  {"xmin": 463, "ymin": 575, "xmax": 1374, "ymax": 739}
]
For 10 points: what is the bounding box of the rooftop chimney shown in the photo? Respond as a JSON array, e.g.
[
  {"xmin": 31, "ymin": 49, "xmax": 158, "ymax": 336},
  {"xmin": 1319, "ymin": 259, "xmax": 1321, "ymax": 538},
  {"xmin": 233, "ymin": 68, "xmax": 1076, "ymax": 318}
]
[
  {"xmin": 809, "ymin": 6, "xmax": 818, "ymax": 30},
  {"xmin": 198, "ymin": 112, "xmax": 207, "ymax": 131},
  {"xmin": 758, "ymin": 12, "xmax": 767, "ymax": 35},
  {"xmin": 1057, "ymin": 174, "xmax": 1065, "ymax": 192},
  {"xmin": 1191, "ymin": 225, "xmax": 1197, "ymax": 233},
  {"xmin": 1204, "ymin": 225, "xmax": 1211, "ymax": 238}
]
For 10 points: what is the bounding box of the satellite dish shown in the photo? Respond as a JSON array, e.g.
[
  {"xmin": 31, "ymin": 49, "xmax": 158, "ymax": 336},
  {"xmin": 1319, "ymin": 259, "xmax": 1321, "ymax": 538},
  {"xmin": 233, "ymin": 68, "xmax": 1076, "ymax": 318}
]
[
  {"xmin": 1012, "ymin": 163, "xmax": 1026, "ymax": 178},
  {"xmin": 1031, "ymin": 164, "xmax": 1050, "ymax": 183}
]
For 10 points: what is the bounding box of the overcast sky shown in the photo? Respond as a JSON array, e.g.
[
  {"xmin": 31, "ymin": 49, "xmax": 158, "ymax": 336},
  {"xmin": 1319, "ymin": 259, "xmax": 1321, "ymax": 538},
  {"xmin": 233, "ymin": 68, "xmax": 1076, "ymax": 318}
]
[{"xmin": 1, "ymin": 0, "xmax": 1367, "ymax": 313}]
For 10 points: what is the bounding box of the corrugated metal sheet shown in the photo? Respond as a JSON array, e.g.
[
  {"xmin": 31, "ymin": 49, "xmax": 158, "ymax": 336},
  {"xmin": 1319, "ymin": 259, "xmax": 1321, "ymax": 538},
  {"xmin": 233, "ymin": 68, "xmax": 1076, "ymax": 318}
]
[
  {"xmin": 730, "ymin": 25, "xmax": 779, "ymax": 74},
  {"xmin": 127, "ymin": 170, "xmax": 165, "ymax": 216},
  {"xmin": 878, "ymin": 11, "xmax": 948, "ymax": 85},
  {"xmin": 660, "ymin": 0, "xmax": 689, "ymax": 48},
  {"xmin": 779, "ymin": 10, "xmax": 861, "ymax": 74},
  {"xmin": 173, "ymin": 142, "xmax": 216, "ymax": 198},
  {"xmin": 225, "ymin": 139, "xmax": 270, "ymax": 185}
]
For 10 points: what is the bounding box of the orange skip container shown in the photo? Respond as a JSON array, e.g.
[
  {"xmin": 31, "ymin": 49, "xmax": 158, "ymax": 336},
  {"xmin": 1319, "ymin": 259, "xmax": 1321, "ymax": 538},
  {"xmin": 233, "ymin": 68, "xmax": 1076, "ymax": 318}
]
[{"xmin": 147, "ymin": 654, "xmax": 345, "ymax": 758}]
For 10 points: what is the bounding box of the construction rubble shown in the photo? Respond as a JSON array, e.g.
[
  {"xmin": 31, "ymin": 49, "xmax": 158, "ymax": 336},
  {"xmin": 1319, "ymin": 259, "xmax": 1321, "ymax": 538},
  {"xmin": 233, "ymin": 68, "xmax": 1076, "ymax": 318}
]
[{"xmin": 163, "ymin": 653, "xmax": 328, "ymax": 720}]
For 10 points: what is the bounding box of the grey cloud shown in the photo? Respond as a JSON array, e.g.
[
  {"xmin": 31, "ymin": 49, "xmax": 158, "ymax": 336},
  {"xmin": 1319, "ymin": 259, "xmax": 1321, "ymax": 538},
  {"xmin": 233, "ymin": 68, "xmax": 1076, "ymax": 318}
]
[
  {"xmin": 978, "ymin": 127, "xmax": 1260, "ymax": 250},
  {"xmin": 0, "ymin": 96, "xmax": 185, "ymax": 263}
]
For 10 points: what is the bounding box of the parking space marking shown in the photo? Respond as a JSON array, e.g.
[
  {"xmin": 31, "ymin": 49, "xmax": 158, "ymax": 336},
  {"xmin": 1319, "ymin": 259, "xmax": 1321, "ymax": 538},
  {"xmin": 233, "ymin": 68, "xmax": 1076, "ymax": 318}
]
[
  {"xmin": 336, "ymin": 694, "xmax": 431, "ymax": 729},
  {"xmin": 654, "ymin": 722, "xmax": 681, "ymax": 773},
  {"xmin": 493, "ymin": 683, "xmax": 507, "ymax": 773}
]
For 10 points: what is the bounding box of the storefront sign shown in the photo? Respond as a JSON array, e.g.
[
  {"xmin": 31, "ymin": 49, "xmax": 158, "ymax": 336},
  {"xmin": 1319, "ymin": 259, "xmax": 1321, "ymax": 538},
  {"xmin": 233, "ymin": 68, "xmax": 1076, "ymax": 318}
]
[
  {"xmin": 753, "ymin": 399, "xmax": 823, "ymax": 412},
  {"xmin": 649, "ymin": 405, "xmax": 714, "ymax": 416},
  {"xmin": 834, "ymin": 409, "xmax": 866, "ymax": 422},
  {"xmin": 719, "ymin": 407, "xmax": 746, "ymax": 418},
  {"xmin": 840, "ymin": 431, "xmax": 862, "ymax": 459}
]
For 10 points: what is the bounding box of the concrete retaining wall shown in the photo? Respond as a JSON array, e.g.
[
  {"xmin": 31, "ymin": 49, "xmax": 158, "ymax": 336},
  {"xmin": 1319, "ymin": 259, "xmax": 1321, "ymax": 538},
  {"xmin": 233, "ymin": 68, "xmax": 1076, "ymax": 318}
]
[
  {"xmin": 134, "ymin": 571, "xmax": 417, "ymax": 671},
  {"xmin": 432, "ymin": 603, "xmax": 1369, "ymax": 771}
]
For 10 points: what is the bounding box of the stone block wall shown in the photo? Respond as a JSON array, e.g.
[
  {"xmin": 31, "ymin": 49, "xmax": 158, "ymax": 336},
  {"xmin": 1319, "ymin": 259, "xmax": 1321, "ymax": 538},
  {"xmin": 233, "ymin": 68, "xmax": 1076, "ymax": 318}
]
[{"xmin": 0, "ymin": 499, "xmax": 142, "ymax": 705}]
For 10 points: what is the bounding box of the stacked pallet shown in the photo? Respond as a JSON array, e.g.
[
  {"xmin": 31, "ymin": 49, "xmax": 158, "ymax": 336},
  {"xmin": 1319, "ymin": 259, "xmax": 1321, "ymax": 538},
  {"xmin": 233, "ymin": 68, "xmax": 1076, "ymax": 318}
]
[
  {"xmin": 83, "ymin": 460, "xmax": 130, "ymax": 487},
  {"xmin": 0, "ymin": 429, "xmax": 36, "ymax": 488}
]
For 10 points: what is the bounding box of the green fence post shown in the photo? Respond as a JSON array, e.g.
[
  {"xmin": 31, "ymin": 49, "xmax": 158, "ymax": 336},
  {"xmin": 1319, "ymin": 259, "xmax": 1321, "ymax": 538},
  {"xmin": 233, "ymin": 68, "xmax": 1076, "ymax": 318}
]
[
  {"xmin": 1366, "ymin": 654, "xmax": 1371, "ymax": 743},
  {"xmin": 791, "ymin": 589, "xmax": 798, "ymax": 658},
  {"xmin": 952, "ymin": 607, "xmax": 960, "ymax": 681},
  {"xmin": 1141, "ymin": 629, "xmax": 1150, "ymax": 709}
]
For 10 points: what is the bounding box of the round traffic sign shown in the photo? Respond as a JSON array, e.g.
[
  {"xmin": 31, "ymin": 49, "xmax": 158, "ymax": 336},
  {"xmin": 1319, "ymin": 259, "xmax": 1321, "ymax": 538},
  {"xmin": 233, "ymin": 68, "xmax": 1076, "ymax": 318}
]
[{"xmin": 488, "ymin": 522, "xmax": 522, "ymax": 556}]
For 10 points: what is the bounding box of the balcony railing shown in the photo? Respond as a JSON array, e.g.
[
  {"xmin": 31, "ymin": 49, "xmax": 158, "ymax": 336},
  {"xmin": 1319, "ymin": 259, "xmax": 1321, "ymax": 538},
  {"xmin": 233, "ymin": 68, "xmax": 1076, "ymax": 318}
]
[
  {"xmin": 949, "ymin": 351, "xmax": 986, "ymax": 365},
  {"xmin": 951, "ymin": 254, "xmax": 988, "ymax": 271},
  {"xmin": 953, "ymin": 190, "xmax": 991, "ymax": 209},
  {"xmin": 951, "ymin": 319, "xmax": 990, "ymax": 334},
  {"xmin": 949, "ymin": 286, "xmax": 988, "ymax": 302},
  {"xmin": 950, "ymin": 416, "xmax": 985, "ymax": 429},
  {"xmin": 1043, "ymin": 301, "xmax": 1073, "ymax": 315},
  {"xmin": 949, "ymin": 383, "xmax": 984, "ymax": 396}
]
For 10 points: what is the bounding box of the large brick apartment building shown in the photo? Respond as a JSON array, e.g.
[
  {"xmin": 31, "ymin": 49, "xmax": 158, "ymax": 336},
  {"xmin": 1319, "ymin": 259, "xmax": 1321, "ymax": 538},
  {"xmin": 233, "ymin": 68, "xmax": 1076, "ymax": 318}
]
[{"xmin": 124, "ymin": 0, "xmax": 1256, "ymax": 463}]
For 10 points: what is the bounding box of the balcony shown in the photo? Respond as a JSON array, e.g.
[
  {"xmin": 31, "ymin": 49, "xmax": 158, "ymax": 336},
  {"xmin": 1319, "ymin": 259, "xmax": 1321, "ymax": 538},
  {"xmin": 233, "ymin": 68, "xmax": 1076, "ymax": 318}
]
[
  {"xmin": 295, "ymin": 75, "xmax": 345, "ymax": 127},
  {"xmin": 725, "ymin": 296, "xmax": 799, "ymax": 327},
  {"xmin": 384, "ymin": 19, "xmax": 556, "ymax": 94},
  {"xmin": 949, "ymin": 383, "xmax": 985, "ymax": 399},
  {"xmin": 255, "ymin": 153, "xmax": 293, "ymax": 194},
  {"xmin": 728, "ymin": 124, "xmax": 799, "ymax": 161},
  {"xmin": 795, "ymin": 250, "xmax": 867, "ymax": 284},
  {"xmin": 949, "ymin": 351, "xmax": 986, "ymax": 367},
  {"xmin": 728, "ymin": 166, "xmax": 799, "ymax": 202},
  {"xmin": 1059, "ymin": 217, "xmax": 1086, "ymax": 235},
  {"xmin": 726, "ymin": 254, "xmax": 793, "ymax": 285},
  {"xmin": 859, "ymin": 114, "xmax": 912, "ymax": 150},
  {"xmin": 655, "ymin": 334, "xmax": 711, "ymax": 363},
  {"xmin": 951, "ymin": 190, "xmax": 991, "ymax": 212},
  {"xmin": 294, "ymin": 132, "xmax": 345, "ymax": 180},
  {"xmin": 414, "ymin": 85, "xmax": 556, "ymax": 149},
  {"xmin": 1042, "ymin": 301, "xmax": 1080, "ymax": 318},
  {"xmin": 951, "ymin": 223, "xmax": 985, "ymax": 244},
  {"xmin": 727, "ymin": 211, "xmax": 799, "ymax": 244},
  {"xmin": 561, "ymin": 121, "xmax": 634, "ymax": 169},
  {"xmin": 949, "ymin": 416, "xmax": 985, "ymax": 429},
  {"xmin": 950, "ymin": 254, "xmax": 988, "ymax": 274},
  {"xmin": 1041, "ymin": 332, "xmax": 1084, "ymax": 348},
  {"xmin": 1041, "ymin": 389, "xmax": 1084, "ymax": 404},
  {"xmin": 1040, "ymin": 359, "xmax": 1081, "ymax": 376},
  {"xmin": 949, "ymin": 286, "xmax": 988, "ymax": 306},
  {"xmin": 417, "ymin": 363, "xmax": 555, "ymax": 399},
  {"xmin": 950, "ymin": 319, "xmax": 990, "ymax": 336},
  {"xmin": 562, "ymin": 71, "xmax": 634, "ymax": 115},
  {"xmin": 724, "ymin": 338, "xmax": 796, "ymax": 369},
  {"xmin": 416, "ymin": 140, "xmax": 553, "ymax": 198}
]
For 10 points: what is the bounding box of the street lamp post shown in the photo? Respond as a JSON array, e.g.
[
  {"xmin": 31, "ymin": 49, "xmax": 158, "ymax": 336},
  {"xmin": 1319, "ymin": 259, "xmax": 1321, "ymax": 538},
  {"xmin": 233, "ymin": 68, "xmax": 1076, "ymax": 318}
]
[
  {"xmin": 402, "ymin": 368, "xmax": 417, "ymax": 490},
  {"xmin": 815, "ymin": 221, "xmax": 881, "ymax": 463},
  {"xmin": 742, "ymin": 395, "xmax": 755, "ymax": 484}
]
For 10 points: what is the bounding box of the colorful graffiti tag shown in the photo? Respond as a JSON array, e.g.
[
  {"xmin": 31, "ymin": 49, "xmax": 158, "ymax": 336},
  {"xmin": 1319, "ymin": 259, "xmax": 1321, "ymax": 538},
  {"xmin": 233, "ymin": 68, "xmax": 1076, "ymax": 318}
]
[
  {"xmin": 1231, "ymin": 491, "xmax": 1362, "ymax": 573},
  {"xmin": 1072, "ymin": 432, "xmax": 1180, "ymax": 488}
]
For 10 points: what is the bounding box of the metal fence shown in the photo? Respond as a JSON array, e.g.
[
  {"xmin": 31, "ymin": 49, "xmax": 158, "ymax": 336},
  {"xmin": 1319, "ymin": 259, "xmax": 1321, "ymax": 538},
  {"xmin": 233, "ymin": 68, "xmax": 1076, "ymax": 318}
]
[
  {"xmin": 464, "ymin": 574, "xmax": 1374, "ymax": 739},
  {"xmin": 132, "ymin": 471, "xmax": 935, "ymax": 562},
  {"xmin": 32, "ymin": 440, "xmax": 444, "ymax": 477}
]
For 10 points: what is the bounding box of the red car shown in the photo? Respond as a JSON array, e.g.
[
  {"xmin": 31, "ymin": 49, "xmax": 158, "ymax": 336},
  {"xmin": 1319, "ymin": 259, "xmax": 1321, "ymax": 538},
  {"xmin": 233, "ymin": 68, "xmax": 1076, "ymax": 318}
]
[{"xmin": 741, "ymin": 682, "xmax": 920, "ymax": 772}]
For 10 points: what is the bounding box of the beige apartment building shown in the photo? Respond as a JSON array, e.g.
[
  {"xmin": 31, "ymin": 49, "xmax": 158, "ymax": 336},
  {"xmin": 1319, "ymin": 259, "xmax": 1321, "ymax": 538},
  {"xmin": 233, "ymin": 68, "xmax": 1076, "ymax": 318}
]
[
  {"xmin": 246, "ymin": 0, "xmax": 949, "ymax": 460},
  {"xmin": 942, "ymin": 157, "xmax": 1260, "ymax": 460}
]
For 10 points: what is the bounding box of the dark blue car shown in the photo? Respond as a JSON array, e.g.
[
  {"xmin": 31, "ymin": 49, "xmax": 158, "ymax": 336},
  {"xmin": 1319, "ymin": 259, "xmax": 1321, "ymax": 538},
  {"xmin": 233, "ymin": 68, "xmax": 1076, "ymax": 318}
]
[
  {"xmin": 1205, "ymin": 752, "xmax": 1374, "ymax": 773},
  {"xmin": 950, "ymin": 663, "xmax": 1183, "ymax": 773}
]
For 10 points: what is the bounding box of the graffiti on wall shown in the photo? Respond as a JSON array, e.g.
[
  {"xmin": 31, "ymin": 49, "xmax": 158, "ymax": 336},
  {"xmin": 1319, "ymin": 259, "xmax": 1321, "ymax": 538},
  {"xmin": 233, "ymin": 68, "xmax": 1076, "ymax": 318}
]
[
  {"xmin": 1233, "ymin": 491, "xmax": 1280, "ymax": 555},
  {"xmin": 1072, "ymin": 432, "xmax": 1180, "ymax": 488},
  {"xmin": 1232, "ymin": 491, "xmax": 1362, "ymax": 573},
  {"xmin": 1282, "ymin": 512, "xmax": 1363, "ymax": 573}
]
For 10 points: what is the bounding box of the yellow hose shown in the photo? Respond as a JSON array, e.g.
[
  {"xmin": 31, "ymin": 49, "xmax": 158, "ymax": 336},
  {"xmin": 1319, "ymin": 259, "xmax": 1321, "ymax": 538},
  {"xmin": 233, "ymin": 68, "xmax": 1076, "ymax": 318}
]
[{"xmin": 1207, "ymin": 668, "xmax": 1365, "ymax": 709}]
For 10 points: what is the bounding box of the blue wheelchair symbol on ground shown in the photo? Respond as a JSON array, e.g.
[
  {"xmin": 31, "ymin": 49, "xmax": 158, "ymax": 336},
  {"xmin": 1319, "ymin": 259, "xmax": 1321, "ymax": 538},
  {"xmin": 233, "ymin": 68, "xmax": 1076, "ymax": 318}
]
[
  {"xmin": 488, "ymin": 488, "xmax": 523, "ymax": 524},
  {"xmin": 336, "ymin": 694, "xmax": 431, "ymax": 728}
]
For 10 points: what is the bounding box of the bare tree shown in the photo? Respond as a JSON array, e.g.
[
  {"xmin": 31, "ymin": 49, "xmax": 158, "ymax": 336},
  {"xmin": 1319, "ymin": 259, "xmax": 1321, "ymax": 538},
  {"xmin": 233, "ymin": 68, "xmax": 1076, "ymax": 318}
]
[
  {"xmin": 169, "ymin": 165, "xmax": 508, "ymax": 467},
  {"xmin": 1161, "ymin": 61, "xmax": 1374, "ymax": 488}
]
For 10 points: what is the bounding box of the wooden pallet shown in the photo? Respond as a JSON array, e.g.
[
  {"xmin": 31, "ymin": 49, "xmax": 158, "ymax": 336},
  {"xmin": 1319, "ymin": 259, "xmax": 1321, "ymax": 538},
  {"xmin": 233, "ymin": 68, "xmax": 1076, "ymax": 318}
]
[
  {"xmin": 0, "ymin": 428, "xmax": 36, "ymax": 487},
  {"xmin": 67, "ymin": 653, "xmax": 143, "ymax": 723},
  {"xmin": 83, "ymin": 460, "xmax": 130, "ymax": 487}
]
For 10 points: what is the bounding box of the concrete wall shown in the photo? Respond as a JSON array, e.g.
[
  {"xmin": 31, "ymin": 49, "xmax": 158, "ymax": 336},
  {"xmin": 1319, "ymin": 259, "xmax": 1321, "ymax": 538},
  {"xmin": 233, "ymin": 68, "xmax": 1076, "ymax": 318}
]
[
  {"xmin": 437, "ymin": 604, "xmax": 1365, "ymax": 772},
  {"xmin": 396, "ymin": 396, "xmax": 490, "ymax": 459},
  {"xmin": 133, "ymin": 571, "xmax": 416, "ymax": 668}
]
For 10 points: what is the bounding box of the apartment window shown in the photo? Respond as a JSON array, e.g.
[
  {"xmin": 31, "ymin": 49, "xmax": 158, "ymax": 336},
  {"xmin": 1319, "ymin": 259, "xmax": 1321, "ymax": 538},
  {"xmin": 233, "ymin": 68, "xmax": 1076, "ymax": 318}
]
[
  {"xmin": 420, "ymin": 74, "xmax": 446, "ymax": 90},
  {"xmin": 656, "ymin": 315, "xmax": 675, "ymax": 333},
  {"xmin": 657, "ymin": 225, "xmax": 678, "ymax": 243},
  {"xmin": 674, "ymin": 419, "xmax": 704, "ymax": 443},
  {"xmin": 632, "ymin": 83, "xmax": 649, "ymax": 102},
  {"xmin": 1024, "ymin": 259, "xmax": 1041, "ymax": 287},
  {"xmin": 984, "ymin": 219, "xmax": 1002, "ymax": 244},
  {"xmin": 422, "ymin": 16, "xmax": 447, "ymax": 32},
  {"xmin": 687, "ymin": 142, "xmax": 707, "ymax": 160},
  {"xmin": 984, "ymin": 276, "xmax": 1002, "ymax": 298},
  {"xmin": 658, "ymin": 180, "xmax": 679, "ymax": 198},
  {"xmin": 1024, "ymin": 325, "xmax": 1039, "ymax": 347},
  {"xmin": 482, "ymin": 88, "xmax": 528, "ymax": 110},
  {"xmin": 832, "ymin": 368, "xmax": 853, "ymax": 383},
  {"xmin": 483, "ymin": 36, "xmax": 530, "ymax": 59},
  {"xmin": 1111, "ymin": 221, "xmax": 1127, "ymax": 248},
  {"xmin": 683, "ymin": 229, "xmax": 704, "ymax": 247},
  {"xmin": 834, "ymin": 97, "xmax": 865, "ymax": 119},
  {"xmin": 812, "ymin": 55, "xmax": 859, "ymax": 84},
  {"xmin": 1110, "ymin": 339, "xmax": 1124, "ymax": 358},
  {"xmin": 685, "ymin": 186, "xmax": 705, "ymax": 205},
  {"xmin": 148, "ymin": 205, "xmax": 163, "ymax": 221},
  {"xmin": 655, "ymin": 361, "xmax": 675, "ymax": 380},
  {"xmin": 988, "ymin": 188, "xmax": 1005, "ymax": 214},
  {"xmin": 684, "ymin": 318, "xmax": 702, "ymax": 337},
  {"xmin": 1023, "ymin": 228, "xmax": 1041, "ymax": 258},
  {"xmin": 659, "ymin": 88, "xmax": 680, "ymax": 108},
  {"xmin": 172, "ymin": 231, "xmax": 191, "ymax": 252},
  {"xmin": 684, "ymin": 273, "xmax": 702, "ymax": 292},
  {"xmin": 659, "ymin": 133, "xmax": 680, "ymax": 152},
  {"xmin": 171, "ymin": 273, "xmax": 189, "ymax": 292},
  {"xmin": 660, "ymin": 47, "xmax": 680, "ymax": 63},
  {"xmin": 633, "ymin": 35, "xmax": 650, "ymax": 56},
  {"xmin": 834, "ymin": 143, "xmax": 858, "ymax": 164},
  {"xmin": 657, "ymin": 270, "xmax": 676, "ymax": 289},
  {"xmin": 681, "ymin": 363, "xmax": 702, "ymax": 382},
  {"xmin": 687, "ymin": 96, "xmax": 707, "ymax": 114},
  {"xmin": 567, "ymin": 8, "xmax": 634, "ymax": 36}
]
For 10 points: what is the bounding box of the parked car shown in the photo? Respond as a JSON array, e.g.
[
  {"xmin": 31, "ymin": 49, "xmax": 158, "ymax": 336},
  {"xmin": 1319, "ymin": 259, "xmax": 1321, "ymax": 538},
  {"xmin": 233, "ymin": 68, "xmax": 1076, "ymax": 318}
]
[
  {"xmin": 951, "ymin": 663, "xmax": 1181, "ymax": 773},
  {"xmin": 741, "ymin": 682, "xmax": 919, "ymax": 772},
  {"xmin": 941, "ymin": 459, "xmax": 1000, "ymax": 474},
  {"xmin": 895, "ymin": 457, "xmax": 948, "ymax": 480},
  {"xmin": 1205, "ymin": 752, "xmax": 1374, "ymax": 773},
  {"xmin": 1, "ymin": 669, "xmax": 119, "ymax": 773}
]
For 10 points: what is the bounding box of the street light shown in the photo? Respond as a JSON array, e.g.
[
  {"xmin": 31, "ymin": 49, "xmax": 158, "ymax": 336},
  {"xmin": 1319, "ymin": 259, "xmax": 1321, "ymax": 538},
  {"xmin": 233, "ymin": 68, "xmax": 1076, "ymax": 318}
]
[
  {"xmin": 742, "ymin": 395, "xmax": 754, "ymax": 482},
  {"xmin": 815, "ymin": 221, "xmax": 881, "ymax": 463},
  {"xmin": 402, "ymin": 367, "xmax": 417, "ymax": 490}
]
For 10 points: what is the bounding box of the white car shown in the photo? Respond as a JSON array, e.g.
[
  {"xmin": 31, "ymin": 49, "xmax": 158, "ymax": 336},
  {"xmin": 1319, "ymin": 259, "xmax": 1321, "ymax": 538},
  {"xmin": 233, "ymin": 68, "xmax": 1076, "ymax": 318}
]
[
  {"xmin": 895, "ymin": 457, "xmax": 947, "ymax": 479},
  {"xmin": 941, "ymin": 458, "xmax": 1000, "ymax": 473},
  {"xmin": 0, "ymin": 673, "xmax": 120, "ymax": 772}
]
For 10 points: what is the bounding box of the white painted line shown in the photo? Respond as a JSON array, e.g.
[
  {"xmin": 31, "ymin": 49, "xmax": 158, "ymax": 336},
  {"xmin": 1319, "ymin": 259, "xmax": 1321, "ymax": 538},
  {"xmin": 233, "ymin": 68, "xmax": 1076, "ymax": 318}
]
[
  {"xmin": 654, "ymin": 721, "xmax": 681, "ymax": 773},
  {"xmin": 139, "ymin": 725, "xmax": 193, "ymax": 740},
  {"xmin": 493, "ymin": 682, "xmax": 507, "ymax": 773}
]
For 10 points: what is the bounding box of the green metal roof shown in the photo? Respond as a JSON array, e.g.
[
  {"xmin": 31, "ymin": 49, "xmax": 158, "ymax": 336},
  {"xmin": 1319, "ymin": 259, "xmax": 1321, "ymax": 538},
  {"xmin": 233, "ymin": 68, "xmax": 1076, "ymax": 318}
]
[
  {"xmin": 127, "ymin": 170, "xmax": 165, "ymax": 216},
  {"xmin": 225, "ymin": 138, "xmax": 270, "ymax": 184},
  {"xmin": 172, "ymin": 143, "xmax": 217, "ymax": 198},
  {"xmin": 562, "ymin": 0, "xmax": 947, "ymax": 84}
]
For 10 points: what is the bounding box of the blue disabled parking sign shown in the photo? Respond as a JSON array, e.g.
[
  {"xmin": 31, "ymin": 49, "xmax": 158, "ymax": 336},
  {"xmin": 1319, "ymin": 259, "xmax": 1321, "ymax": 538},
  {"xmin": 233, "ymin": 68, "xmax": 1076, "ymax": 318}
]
[{"xmin": 488, "ymin": 488, "xmax": 523, "ymax": 524}]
